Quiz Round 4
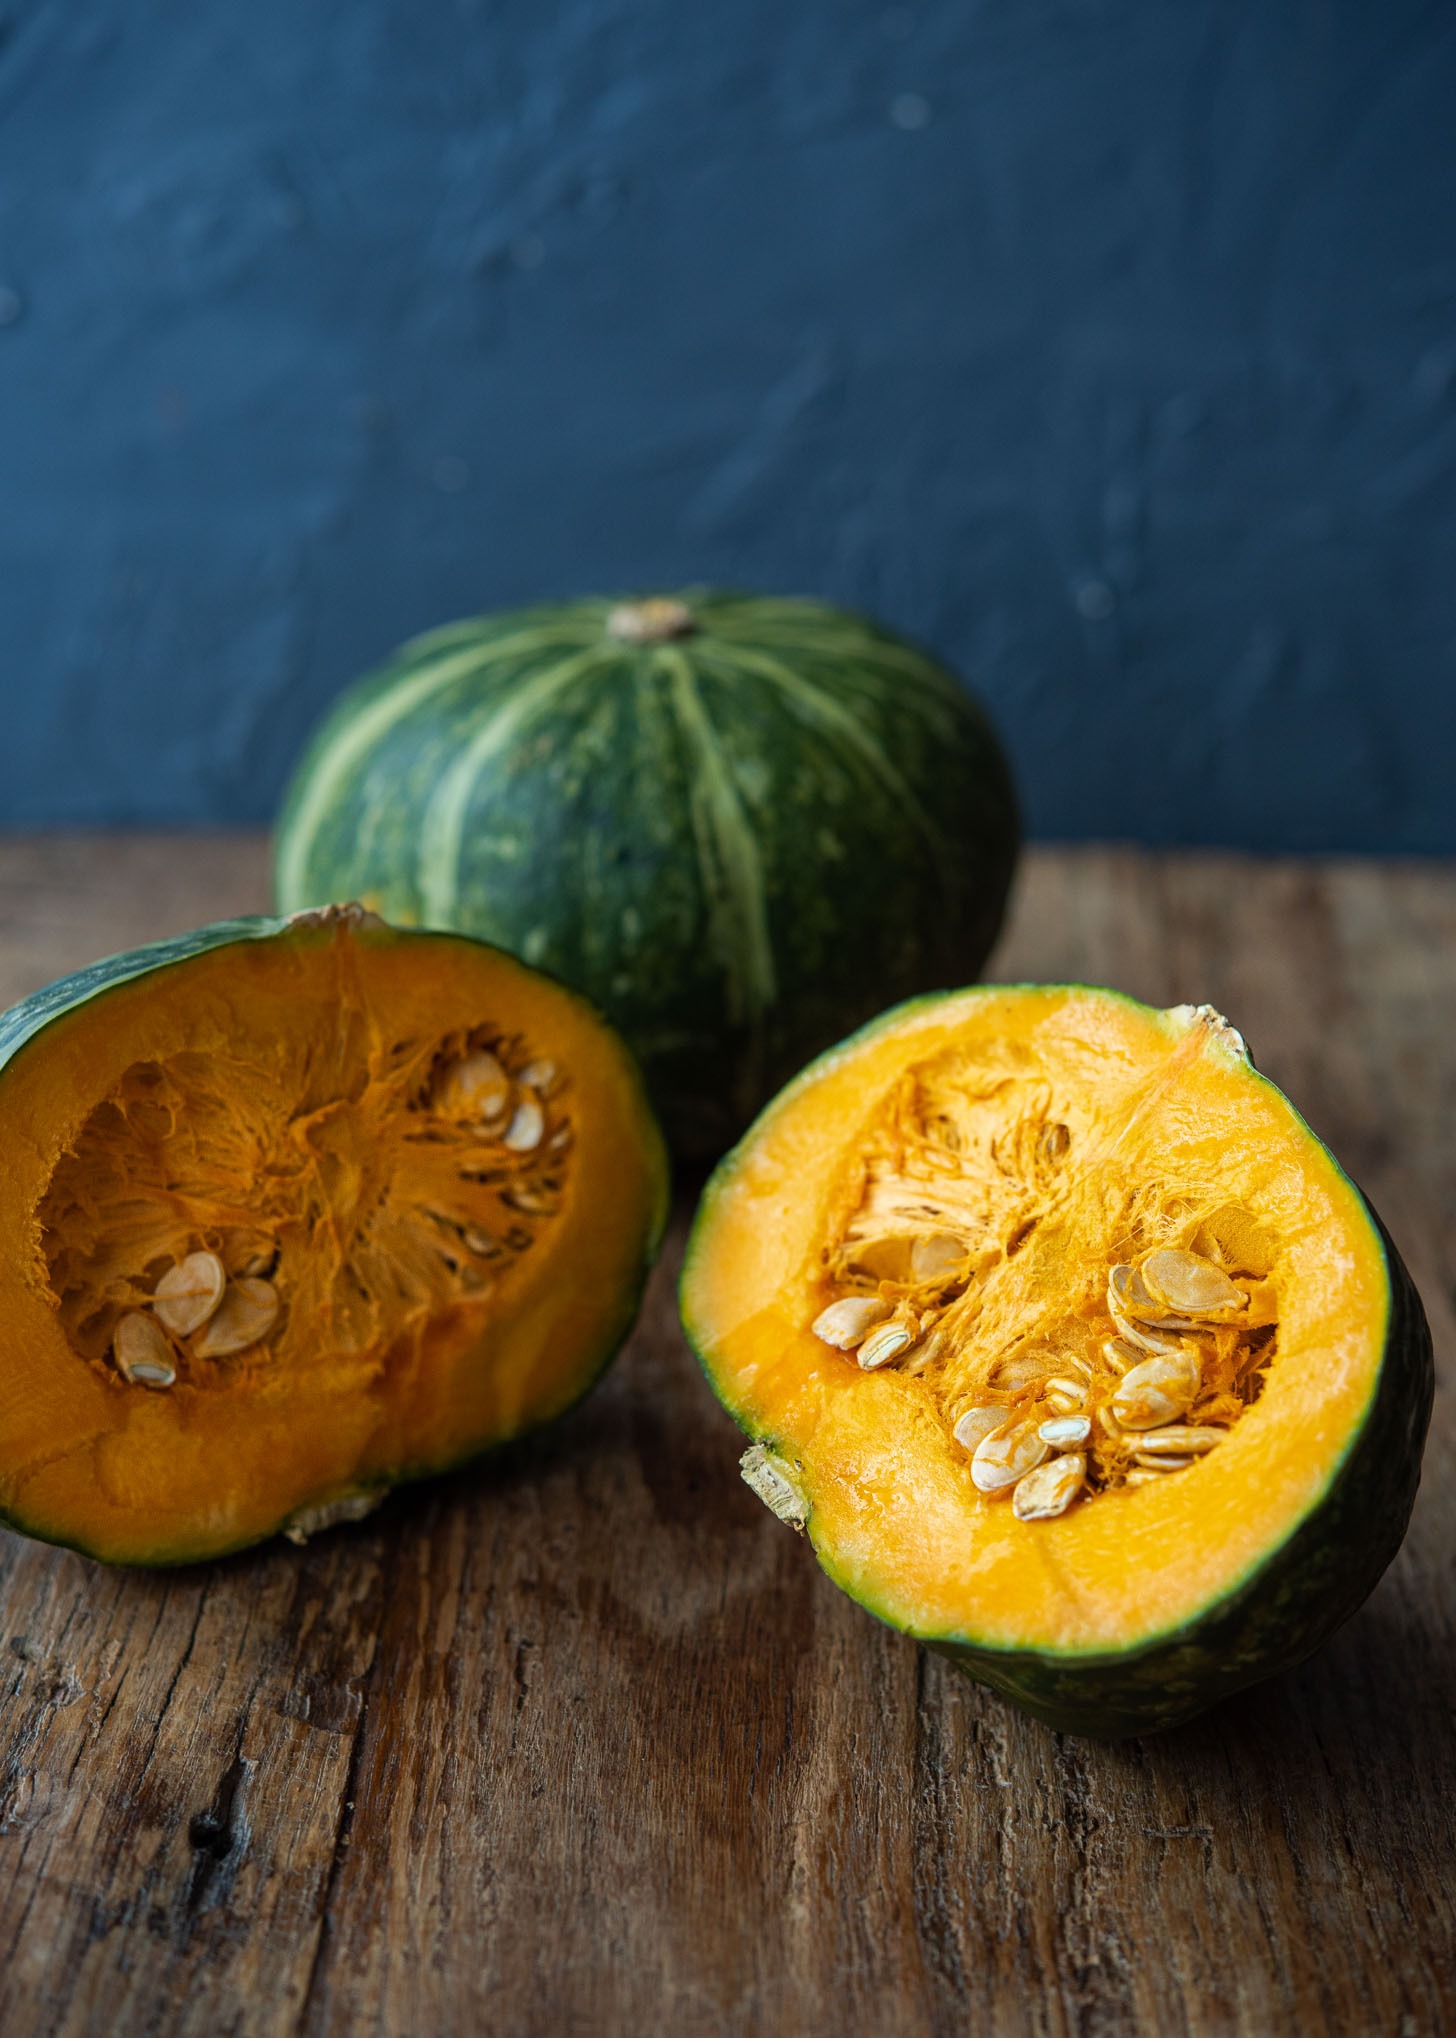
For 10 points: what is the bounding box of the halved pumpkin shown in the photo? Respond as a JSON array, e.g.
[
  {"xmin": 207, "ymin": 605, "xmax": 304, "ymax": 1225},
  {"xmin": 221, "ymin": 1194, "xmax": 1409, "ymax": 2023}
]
[
  {"xmin": 0, "ymin": 906, "xmax": 667, "ymax": 1565},
  {"xmin": 680, "ymin": 986, "xmax": 1432, "ymax": 1737}
]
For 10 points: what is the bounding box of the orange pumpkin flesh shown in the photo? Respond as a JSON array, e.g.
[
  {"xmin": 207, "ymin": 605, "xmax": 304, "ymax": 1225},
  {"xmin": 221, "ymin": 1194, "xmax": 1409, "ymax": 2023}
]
[
  {"xmin": 682, "ymin": 987, "xmax": 1414, "ymax": 1686},
  {"xmin": 0, "ymin": 911, "xmax": 667, "ymax": 1564}
]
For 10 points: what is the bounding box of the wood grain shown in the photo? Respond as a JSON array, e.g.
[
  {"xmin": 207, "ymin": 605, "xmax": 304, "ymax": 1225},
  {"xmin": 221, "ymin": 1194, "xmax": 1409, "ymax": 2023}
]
[{"xmin": 0, "ymin": 837, "xmax": 1452, "ymax": 2037}]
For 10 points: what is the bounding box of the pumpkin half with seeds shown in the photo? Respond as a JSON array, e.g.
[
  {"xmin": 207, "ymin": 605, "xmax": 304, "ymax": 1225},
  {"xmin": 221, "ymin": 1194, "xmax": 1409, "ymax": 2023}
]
[
  {"xmin": 273, "ymin": 590, "xmax": 1018, "ymax": 1157},
  {"xmin": 680, "ymin": 985, "xmax": 1432, "ymax": 1738},
  {"xmin": 0, "ymin": 905, "xmax": 667, "ymax": 1565}
]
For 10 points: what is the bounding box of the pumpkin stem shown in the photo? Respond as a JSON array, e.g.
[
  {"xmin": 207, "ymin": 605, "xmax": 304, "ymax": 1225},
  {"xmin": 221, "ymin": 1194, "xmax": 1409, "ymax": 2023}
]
[{"xmin": 605, "ymin": 597, "xmax": 697, "ymax": 644}]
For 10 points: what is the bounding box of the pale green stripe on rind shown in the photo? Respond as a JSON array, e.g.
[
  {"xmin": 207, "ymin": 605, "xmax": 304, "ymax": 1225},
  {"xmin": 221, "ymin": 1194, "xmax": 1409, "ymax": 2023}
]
[
  {"xmin": 275, "ymin": 627, "xmax": 585, "ymax": 910},
  {"xmin": 694, "ymin": 640, "xmax": 963, "ymax": 892},
  {"xmin": 704, "ymin": 604, "xmax": 956, "ymax": 688},
  {"xmin": 693, "ymin": 642, "xmax": 930, "ymax": 805},
  {"xmin": 415, "ymin": 643, "xmax": 618, "ymax": 930},
  {"xmin": 661, "ymin": 647, "xmax": 777, "ymax": 1028},
  {"xmin": 718, "ymin": 617, "xmax": 957, "ymax": 690}
]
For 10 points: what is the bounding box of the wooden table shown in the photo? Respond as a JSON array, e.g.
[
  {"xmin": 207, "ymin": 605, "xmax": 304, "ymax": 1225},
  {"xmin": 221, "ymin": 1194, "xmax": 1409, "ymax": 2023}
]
[{"xmin": 0, "ymin": 838, "xmax": 1451, "ymax": 2037}]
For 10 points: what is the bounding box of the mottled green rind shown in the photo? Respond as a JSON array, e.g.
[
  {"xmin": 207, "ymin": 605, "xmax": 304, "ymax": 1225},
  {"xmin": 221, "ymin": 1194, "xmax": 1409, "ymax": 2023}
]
[
  {"xmin": 0, "ymin": 912, "xmax": 669, "ymax": 1568},
  {"xmin": 273, "ymin": 591, "xmax": 1020, "ymax": 1156},
  {"xmin": 681, "ymin": 984, "xmax": 1434, "ymax": 1739}
]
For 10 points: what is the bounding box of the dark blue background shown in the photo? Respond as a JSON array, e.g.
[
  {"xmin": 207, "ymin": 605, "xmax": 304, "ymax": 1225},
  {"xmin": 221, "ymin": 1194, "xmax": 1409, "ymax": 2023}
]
[{"xmin": 2, "ymin": 1, "xmax": 1453, "ymax": 847}]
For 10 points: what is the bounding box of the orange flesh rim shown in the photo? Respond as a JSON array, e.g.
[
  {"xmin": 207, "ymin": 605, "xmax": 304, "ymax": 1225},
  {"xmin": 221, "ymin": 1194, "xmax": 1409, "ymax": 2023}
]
[
  {"xmin": 683, "ymin": 987, "xmax": 1388, "ymax": 1655},
  {"xmin": 0, "ymin": 921, "xmax": 664, "ymax": 1563}
]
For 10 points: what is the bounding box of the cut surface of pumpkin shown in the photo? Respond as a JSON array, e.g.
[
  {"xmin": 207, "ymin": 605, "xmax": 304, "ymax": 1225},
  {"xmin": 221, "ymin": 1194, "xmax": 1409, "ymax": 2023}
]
[
  {"xmin": 681, "ymin": 986, "xmax": 1431, "ymax": 1736},
  {"xmin": 0, "ymin": 907, "xmax": 667, "ymax": 1564}
]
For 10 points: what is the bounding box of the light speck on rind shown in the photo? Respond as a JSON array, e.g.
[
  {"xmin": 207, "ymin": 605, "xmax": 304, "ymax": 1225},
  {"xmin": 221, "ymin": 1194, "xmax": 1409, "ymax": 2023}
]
[
  {"xmin": 283, "ymin": 1491, "xmax": 387, "ymax": 1546},
  {"xmin": 740, "ymin": 1445, "xmax": 809, "ymax": 1531}
]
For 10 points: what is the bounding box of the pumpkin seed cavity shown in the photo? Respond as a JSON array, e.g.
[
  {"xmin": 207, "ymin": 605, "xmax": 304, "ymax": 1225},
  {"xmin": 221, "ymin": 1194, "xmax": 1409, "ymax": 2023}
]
[
  {"xmin": 807, "ymin": 1048, "xmax": 1279, "ymax": 1520},
  {"xmin": 34, "ymin": 1028, "xmax": 575, "ymax": 1390}
]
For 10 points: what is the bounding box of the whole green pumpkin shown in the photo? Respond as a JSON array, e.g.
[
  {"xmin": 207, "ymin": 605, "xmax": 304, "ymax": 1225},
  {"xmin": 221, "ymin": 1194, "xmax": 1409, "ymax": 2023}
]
[{"xmin": 274, "ymin": 591, "xmax": 1019, "ymax": 1154}]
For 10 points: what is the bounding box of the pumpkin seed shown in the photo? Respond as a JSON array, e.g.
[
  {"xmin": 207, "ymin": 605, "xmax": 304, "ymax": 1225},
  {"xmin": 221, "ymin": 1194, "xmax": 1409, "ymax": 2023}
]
[
  {"xmin": 1108, "ymin": 1262, "xmax": 1189, "ymax": 1333},
  {"xmin": 1115, "ymin": 1262, "xmax": 1165, "ymax": 1319},
  {"xmin": 1109, "ymin": 1297, "xmax": 1190, "ymax": 1359},
  {"xmin": 1111, "ymin": 1259, "xmax": 1225, "ymax": 1335},
  {"xmin": 1111, "ymin": 1349, "xmax": 1202, "ymax": 1431},
  {"xmin": 992, "ymin": 1352, "xmax": 1055, "ymax": 1391},
  {"xmin": 191, "ymin": 1276, "xmax": 280, "ymax": 1359},
  {"xmin": 1101, "ymin": 1336, "xmax": 1141, "ymax": 1376},
  {"xmin": 1038, "ymin": 1414, "xmax": 1091, "ymax": 1447},
  {"xmin": 518, "ymin": 1058, "xmax": 559, "ymax": 1094},
  {"xmin": 1122, "ymin": 1469, "xmax": 1164, "ymax": 1489},
  {"xmin": 858, "ymin": 1323, "xmax": 913, "ymax": 1370},
  {"xmin": 1013, "ymin": 1451, "xmax": 1085, "ymax": 1520},
  {"xmin": 126, "ymin": 1360, "xmax": 176, "ymax": 1388},
  {"xmin": 437, "ymin": 1050, "xmax": 511, "ymax": 1121},
  {"xmin": 153, "ymin": 1250, "xmax": 227, "ymax": 1337},
  {"xmin": 816, "ymin": 1158, "xmax": 1278, "ymax": 1519},
  {"xmin": 910, "ymin": 1231, "xmax": 965, "ymax": 1283},
  {"xmin": 812, "ymin": 1295, "xmax": 893, "ymax": 1349},
  {"xmin": 504, "ymin": 1182, "xmax": 558, "ymax": 1216},
  {"xmin": 953, "ymin": 1405, "xmax": 1007, "ymax": 1452},
  {"xmin": 114, "ymin": 1311, "xmax": 176, "ymax": 1387},
  {"xmin": 502, "ymin": 1098, "xmax": 545, "ymax": 1152},
  {"xmin": 972, "ymin": 1421, "xmax": 1049, "ymax": 1495},
  {"xmin": 1040, "ymin": 1121, "xmax": 1071, "ymax": 1162},
  {"xmin": 1132, "ymin": 1425, "xmax": 1226, "ymax": 1456},
  {"xmin": 1139, "ymin": 1248, "xmax": 1247, "ymax": 1317},
  {"xmin": 1043, "ymin": 1375, "xmax": 1086, "ymax": 1410}
]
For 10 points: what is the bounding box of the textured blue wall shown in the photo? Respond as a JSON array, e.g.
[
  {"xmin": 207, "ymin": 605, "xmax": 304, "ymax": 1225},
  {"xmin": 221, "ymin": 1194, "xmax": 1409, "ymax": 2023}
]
[{"xmin": 1, "ymin": 0, "xmax": 1454, "ymax": 848}]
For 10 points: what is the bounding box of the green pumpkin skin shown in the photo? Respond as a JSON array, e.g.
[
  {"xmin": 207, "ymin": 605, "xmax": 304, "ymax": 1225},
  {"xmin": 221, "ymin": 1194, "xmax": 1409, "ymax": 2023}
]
[{"xmin": 273, "ymin": 592, "xmax": 1019, "ymax": 1156}]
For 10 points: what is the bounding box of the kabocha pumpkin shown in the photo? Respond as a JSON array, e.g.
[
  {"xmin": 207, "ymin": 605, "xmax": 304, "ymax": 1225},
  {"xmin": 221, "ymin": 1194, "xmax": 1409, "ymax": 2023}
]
[
  {"xmin": 680, "ymin": 986, "xmax": 1432, "ymax": 1737},
  {"xmin": 273, "ymin": 591, "xmax": 1018, "ymax": 1155},
  {"xmin": 0, "ymin": 906, "xmax": 667, "ymax": 1565}
]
